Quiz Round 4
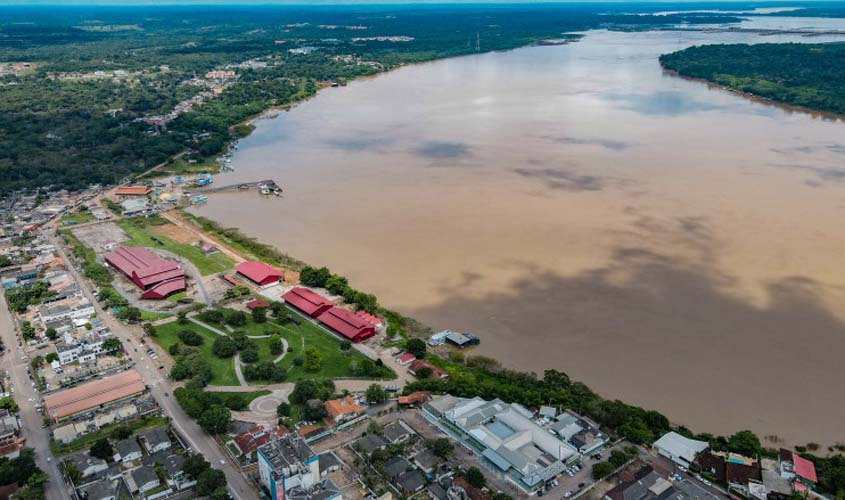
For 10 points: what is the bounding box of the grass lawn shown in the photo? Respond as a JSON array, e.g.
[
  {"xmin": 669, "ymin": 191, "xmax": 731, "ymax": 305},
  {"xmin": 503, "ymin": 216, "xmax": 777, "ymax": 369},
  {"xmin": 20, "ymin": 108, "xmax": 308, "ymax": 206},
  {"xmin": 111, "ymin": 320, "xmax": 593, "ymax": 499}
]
[
  {"xmin": 60, "ymin": 211, "xmax": 95, "ymax": 226},
  {"xmin": 152, "ymin": 320, "xmax": 239, "ymax": 386},
  {"xmin": 50, "ymin": 415, "xmax": 168, "ymax": 456},
  {"xmin": 140, "ymin": 309, "xmax": 173, "ymax": 322},
  {"xmin": 212, "ymin": 390, "xmax": 271, "ymax": 405},
  {"xmin": 116, "ymin": 217, "xmax": 234, "ymax": 276},
  {"xmin": 165, "ymin": 291, "xmax": 187, "ymax": 302}
]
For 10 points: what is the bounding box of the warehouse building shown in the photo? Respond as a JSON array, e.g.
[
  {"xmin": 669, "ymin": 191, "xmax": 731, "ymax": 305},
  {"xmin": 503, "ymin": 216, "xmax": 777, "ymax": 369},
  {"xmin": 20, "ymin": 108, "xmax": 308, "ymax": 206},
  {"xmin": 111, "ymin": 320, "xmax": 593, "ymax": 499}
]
[
  {"xmin": 317, "ymin": 307, "xmax": 375, "ymax": 343},
  {"xmin": 104, "ymin": 246, "xmax": 186, "ymax": 299},
  {"xmin": 282, "ymin": 287, "xmax": 333, "ymax": 318},
  {"xmin": 44, "ymin": 369, "xmax": 146, "ymax": 422},
  {"xmin": 236, "ymin": 261, "xmax": 283, "ymax": 286}
]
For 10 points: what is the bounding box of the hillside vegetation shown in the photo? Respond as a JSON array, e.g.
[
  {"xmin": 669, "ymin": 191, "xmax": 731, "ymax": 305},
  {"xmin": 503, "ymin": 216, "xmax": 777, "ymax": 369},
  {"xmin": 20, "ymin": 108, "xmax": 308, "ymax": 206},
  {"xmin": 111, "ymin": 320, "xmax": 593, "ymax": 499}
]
[{"xmin": 660, "ymin": 42, "xmax": 845, "ymax": 115}]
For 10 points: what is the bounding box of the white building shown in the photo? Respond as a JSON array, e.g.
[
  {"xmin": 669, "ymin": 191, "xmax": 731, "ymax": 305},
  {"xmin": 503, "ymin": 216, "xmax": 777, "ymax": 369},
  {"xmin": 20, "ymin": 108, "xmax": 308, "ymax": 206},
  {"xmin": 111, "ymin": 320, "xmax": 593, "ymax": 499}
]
[{"xmin": 652, "ymin": 432, "xmax": 709, "ymax": 467}]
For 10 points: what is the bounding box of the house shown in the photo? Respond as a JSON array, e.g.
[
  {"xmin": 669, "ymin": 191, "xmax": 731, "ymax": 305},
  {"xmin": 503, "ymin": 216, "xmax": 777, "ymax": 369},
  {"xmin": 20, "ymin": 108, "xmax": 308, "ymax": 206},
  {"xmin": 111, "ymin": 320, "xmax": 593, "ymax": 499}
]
[
  {"xmin": 444, "ymin": 332, "xmax": 479, "ymax": 349},
  {"xmin": 199, "ymin": 242, "xmax": 218, "ymax": 255},
  {"xmin": 397, "ymin": 470, "xmax": 426, "ymax": 494},
  {"xmin": 324, "ymin": 396, "xmax": 362, "ymax": 423},
  {"xmin": 551, "ymin": 411, "xmax": 609, "ymax": 455},
  {"xmin": 698, "ymin": 451, "xmax": 761, "ymax": 493},
  {"xmin": 413, "ymin": 449, "xmax": 440, "ymax": 473},
  {"xmin": 652, "ymin": 432, "xmax": 708, "ymax": 468},
  {"xmin": 779, "ymin": 449, "xmax": 818, "ymax": 489},
  {"xmin": 382, "ymin": 420, "xmax": 415, "ymax": 444},
  {"xmin": 139, "ymin": 426, "xmax": 171, "ymax": 454},
  {"xmin": 317, "ymin": 307, "xmax": 375, "ymax": 343},
  {"xmin": 395, "ymin": 353, "xmax": 416, "ymax": 366},
  {"xmin": 246, "ymin": 299, "xmax": 270, "ymax": 310},
  {"xmin": 539, "ymin": 406, "xmax": 557, "ymax": 419},
  {"xmin": 77, "ymin": 478, "xmax": 118, "ymax": 500},
  {"xmin": 356, "ymin": 310, "xmax": 383, "ymax": 328},
  {"xmin": 131, "ymin": 465, "xmax": 161, "ymax": 493},
  {"xmin": 604, "ymin": 466, "xmax": 685, "ymax": 500},
  {"xmin": 119, "ymin": 198, "xmax": 149, "ymax": 217},
  {"xmin": 236, "ymin": 261, "xmax": 283, "ymax": 286},
  {"xmin": 144, "ymin": 452, "xmax": 192, "ymax": 489},
  {"xmin": 398, "ymin": 392, "xmax": 430, "ymax": 407},
  {"xmin": 65, "ymin": 452, "xmax": 108, "ymax": 478},
  {"xmin": 408, "ymin": 360, "xmax": 448, "ymax": 380},
  {"xmin": 233, "ymin": 425, "xmax": 271, "ymax": 460},
  {"xmin": 356, "ymin": 433, "xmax": 388, "ymax": 454},
  {"xmin": 114, "ymin": 438, "xmax": 143, "ymax": 463},
  {"xmin": 428, "ymin": 483, "xmax": 449, "ymax": 500},
  {"xmin": 318, "ymin": 453, "xmax": 341, "ymax": 476},
  {"xmin": 384, "ymin": 456, "xmax": 412, "ymax": 480}
]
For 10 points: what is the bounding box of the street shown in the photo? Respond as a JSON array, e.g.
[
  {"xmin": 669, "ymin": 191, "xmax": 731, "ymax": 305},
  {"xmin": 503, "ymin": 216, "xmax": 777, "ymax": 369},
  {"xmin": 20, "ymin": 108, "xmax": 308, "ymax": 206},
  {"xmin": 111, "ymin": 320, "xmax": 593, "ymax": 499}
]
[
  {"xmin": 51, "ymin": 234, "xmax": 260, "ymax": 500},
  {"xmin": 0, "ymin": 296, "xmax": 66, "ymax": 500}
]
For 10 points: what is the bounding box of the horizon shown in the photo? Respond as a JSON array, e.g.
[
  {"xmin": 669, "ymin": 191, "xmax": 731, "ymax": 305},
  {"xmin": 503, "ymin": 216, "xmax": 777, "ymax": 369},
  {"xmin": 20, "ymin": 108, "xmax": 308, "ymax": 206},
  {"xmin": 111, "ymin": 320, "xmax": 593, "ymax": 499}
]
[{"xmin": 0, "ymin": 0, "xmax": 837, "ymax": 6}]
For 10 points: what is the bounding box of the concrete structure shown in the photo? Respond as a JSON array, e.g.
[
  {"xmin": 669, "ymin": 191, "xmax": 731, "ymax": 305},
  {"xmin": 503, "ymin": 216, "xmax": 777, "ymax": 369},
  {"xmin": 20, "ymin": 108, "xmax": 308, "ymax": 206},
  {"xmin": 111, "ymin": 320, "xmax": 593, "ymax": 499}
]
[
  {"xmin": 550, "ymin": 411, "xmax": 608, "ymax": 454},
  {"xmin": 317, "ymin": 307, "xmax": 375, "ymax": 343},
  {"xmin": 257, "ymin": 433, "xmax": 332, "ymax": 500},
  {"xmin": 120, "ymin": 199, "xmax": 149, "ymax": 217},
  {"xmin": 236, "ymin": 261, "xmax": 283, "ymax": 286},
  {"xmin": 282, "ymin": 287, "xmax": 332, "ymax": 318},
  {"xmin": 424, "ymin": 396, "xmax": 576, "ymax": 492},
  {"xmin": 445, "ymin": 332, "xmax": 479, "ymax": 349},
  {"xmin": 44, "ymin": 369, "xmax": 146, "ymax": 422},
  {"xmin": 104, "ymin": 246, "xmax": 185, "ymax": 299},
  {"xmin": 652, "ymin": 432, "xmax": 708, "ymax": 468}
]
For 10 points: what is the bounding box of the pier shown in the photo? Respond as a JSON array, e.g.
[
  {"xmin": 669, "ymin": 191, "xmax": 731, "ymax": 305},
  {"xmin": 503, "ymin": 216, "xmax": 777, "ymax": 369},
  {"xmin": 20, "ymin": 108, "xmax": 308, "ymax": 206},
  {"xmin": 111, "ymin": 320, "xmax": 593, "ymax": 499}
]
[{"xmin": 186, "ymin": 179, "xmax": 282, "ymax": 195}]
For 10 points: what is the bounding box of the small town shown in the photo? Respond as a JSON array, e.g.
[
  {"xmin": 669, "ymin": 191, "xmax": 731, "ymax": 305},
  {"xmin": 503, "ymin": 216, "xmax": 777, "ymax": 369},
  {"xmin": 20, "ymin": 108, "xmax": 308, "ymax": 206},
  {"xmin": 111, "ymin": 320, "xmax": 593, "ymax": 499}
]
[{"xmin": 0, "ymin": 172, "xmax": 831, "ymax": 500}]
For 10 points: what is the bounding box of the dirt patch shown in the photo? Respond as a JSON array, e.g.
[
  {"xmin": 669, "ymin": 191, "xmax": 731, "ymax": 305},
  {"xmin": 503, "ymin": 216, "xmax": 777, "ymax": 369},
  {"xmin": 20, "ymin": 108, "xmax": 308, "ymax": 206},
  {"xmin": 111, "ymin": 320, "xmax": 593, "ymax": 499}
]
[
  {"xmin": 71, "ymin": 222, "xmax": 128, "ymax": 252},
  {"xmin": 152, "ymin": 222, "xmax": 197, "ymax": 245}
]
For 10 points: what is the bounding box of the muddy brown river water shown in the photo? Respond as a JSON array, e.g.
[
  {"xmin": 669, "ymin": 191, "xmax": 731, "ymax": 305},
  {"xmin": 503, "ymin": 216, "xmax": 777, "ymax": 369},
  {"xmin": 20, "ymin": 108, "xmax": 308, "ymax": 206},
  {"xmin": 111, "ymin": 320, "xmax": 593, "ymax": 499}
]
[{"xmin": 193, "ymin": 21, "xmax": 845, "ymax": 446}]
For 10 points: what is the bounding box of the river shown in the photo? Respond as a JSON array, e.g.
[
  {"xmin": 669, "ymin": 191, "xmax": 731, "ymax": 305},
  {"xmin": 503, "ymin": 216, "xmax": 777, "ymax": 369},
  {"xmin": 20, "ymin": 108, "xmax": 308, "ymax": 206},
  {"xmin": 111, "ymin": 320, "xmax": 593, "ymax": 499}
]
[{"xmin": 193, "ymin": 17, "xmax": 845, "ymax": 447}]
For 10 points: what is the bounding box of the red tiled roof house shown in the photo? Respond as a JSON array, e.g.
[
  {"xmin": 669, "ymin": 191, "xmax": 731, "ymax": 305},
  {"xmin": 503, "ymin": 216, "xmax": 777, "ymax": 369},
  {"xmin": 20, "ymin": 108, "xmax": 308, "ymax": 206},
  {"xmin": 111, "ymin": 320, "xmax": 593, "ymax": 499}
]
[{"xmin": 104, "ymin": 246, "xmax": 186, "ymax": 299}]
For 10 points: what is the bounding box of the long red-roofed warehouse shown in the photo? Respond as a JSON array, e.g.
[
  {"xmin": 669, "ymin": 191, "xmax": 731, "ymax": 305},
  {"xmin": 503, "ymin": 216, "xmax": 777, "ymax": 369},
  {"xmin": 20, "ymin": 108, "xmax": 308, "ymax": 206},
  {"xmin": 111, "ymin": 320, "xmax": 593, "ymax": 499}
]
[
  {"xmin": 104, "ymin": 246, "xmax": 186, "ymax": 299},
  {"xmin": 317, "ymin": 306, "xmax": 375, "ymax": 343},
  {"xmin": 282, "ymin": 287, "xmax": 333, "ymax": 318},
  {"xmin": 44, "ymin": 369, "xmax": 146, "ymax": 422},
  {"xmin": 236, "ymin": 261, "xmax": 283, "ymax": 286}
]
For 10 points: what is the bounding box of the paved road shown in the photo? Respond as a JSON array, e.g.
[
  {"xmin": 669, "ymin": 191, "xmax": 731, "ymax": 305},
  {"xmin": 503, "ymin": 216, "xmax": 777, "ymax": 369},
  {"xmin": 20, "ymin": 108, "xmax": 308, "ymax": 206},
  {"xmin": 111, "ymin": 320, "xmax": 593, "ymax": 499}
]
[
  {"xmin": 0, "ymin": 297, "xmax": 67, "ymax": 500},
  {"xmin": 52, "ymin": 234, "xmax": 259, "ymax": 500}
]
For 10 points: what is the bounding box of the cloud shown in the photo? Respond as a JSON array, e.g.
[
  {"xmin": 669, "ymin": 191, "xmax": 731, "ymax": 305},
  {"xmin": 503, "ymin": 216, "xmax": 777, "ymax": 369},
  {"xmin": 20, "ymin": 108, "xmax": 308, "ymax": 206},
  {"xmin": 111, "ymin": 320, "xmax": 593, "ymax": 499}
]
[
  {"xmin": 543, "ymin": 135, "xmax": 633, "ymax": 151},
  {"xmin": 513, "ymin": 167, "xmax": 605, "ymax": 192},
  {"xmin": 605, "ymin": 90, "xmax": 724, "ymax": 117},
  {"xmin": 413, "ymin": 141, "xmax": 472, "ymax": 160}
]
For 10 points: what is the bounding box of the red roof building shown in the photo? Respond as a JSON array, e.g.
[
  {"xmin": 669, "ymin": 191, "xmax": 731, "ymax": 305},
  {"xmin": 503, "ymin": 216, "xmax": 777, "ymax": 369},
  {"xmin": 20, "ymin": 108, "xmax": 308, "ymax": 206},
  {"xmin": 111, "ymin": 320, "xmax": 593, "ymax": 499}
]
[
  {"xmin": 317, "ymin": 307, "xmax": 375, "ymax": 343},
  {"xmin": 233, "ymin": 425, "xmax": 271, "ymax": 457},
  {"xmin": 246, "ymin": 299, "xmax": 269, "ymax": 310},
  {"xmin": 356, "ymin": 310, "xmax": 383, "ymax": 328},
  {"xmin": 222, "ymin": 275, "xmax": 239, "ymax": 286},
  {"xmin": 283, "ymin": 287, "xmax": 333, "ymax": 318},
  {"xmin": 395, "ymin": 353, "xmax": 416, "ymax": 366},
  {"xmin": 104, "ymin": 246, "xmax": 186, "ymax": 300},
  {"xmin": 236, "ymin": 261, "xmax": 282, "ymax": 286},
  {"xmin": 398, "ymin": 392, "xmax": 430, "ymax": 406},
  {"xmin": 115, "ymin": 186, "xmax": 152, "ymax": 196},
  {"xmin": 793, "ymin": 454, "xmax": 818, "ymax": 484}
]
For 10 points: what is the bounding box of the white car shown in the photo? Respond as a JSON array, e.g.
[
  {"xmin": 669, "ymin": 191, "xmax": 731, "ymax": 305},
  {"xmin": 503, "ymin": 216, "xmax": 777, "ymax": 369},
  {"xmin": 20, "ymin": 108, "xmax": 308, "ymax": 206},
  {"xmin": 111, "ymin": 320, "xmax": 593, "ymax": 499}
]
[{"xmin": 220, "ymin": 459, "xmax": 226, "ymax": 465}]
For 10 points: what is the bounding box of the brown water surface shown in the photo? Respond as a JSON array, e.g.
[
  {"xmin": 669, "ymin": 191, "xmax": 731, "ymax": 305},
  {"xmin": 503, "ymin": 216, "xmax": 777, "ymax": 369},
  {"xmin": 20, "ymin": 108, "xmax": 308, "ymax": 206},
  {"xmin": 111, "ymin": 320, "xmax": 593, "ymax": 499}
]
[{"xmin": 194, "ymin": 25, "xmax": 845, "ymax": 446}]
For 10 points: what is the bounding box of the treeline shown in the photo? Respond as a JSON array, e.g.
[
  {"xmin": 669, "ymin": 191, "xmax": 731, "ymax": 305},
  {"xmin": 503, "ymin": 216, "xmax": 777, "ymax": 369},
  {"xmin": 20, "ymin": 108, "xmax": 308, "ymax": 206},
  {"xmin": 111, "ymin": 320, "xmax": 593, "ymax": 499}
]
[
  {"xmin": 300, "ymin": 265, "xmax": 377, "ymax": 313},
  {"xmin": 659, "ymin": 43, "xmax": 845, "ymax": 115}
]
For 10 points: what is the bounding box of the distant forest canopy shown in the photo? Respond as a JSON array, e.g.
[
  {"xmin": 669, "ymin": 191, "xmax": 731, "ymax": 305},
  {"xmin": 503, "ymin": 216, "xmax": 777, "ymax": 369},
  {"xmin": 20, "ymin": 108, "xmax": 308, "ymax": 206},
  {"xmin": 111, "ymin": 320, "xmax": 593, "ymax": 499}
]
[
  {"xmin": 659, "ymin": 42, "xmax": 845, "ymax": 115},
  {"xmin": 0, "ymin": 4, "xmax": 741, "ymax": 195}
]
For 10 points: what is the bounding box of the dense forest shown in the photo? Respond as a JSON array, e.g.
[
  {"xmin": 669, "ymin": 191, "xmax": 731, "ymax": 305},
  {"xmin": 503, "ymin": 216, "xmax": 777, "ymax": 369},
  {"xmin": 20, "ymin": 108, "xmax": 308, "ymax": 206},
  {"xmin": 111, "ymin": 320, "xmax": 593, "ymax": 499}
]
[
  {"xmin": 0, "ymin": 4, "xmax": 740, "ymax": 194},
  {"xmin": 660, "ymin": 42, "xmax": 845, "ymax": 115}
]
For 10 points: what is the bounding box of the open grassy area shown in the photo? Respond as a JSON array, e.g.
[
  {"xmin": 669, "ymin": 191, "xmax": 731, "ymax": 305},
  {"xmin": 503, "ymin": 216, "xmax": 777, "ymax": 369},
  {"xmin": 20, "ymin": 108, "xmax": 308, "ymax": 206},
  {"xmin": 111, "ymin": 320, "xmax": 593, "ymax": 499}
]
[
  {"xmin": 115, "ymin": 216, "xmax": 234, "ymax": 276},
  {"xmin": 152, "ymin": 320, "xmax": 239, "ymax": 386},
  {"xmin": 140, "ymin": 309, "xmax": 173, "ymax": 322},
  {"xmin": 211, "ymin": 390, "xmax": 271, "ymax": 405},
  {"xmin": 50, "ymin": 415, "xmax": 168, "ymax": 456},
  {"xmin": 59, "ymin": 211, "xmax": 95, "ymax": 226},
  {"xmin": 165, "ymin": 291, "xmax": 187, "ymax": 303}
]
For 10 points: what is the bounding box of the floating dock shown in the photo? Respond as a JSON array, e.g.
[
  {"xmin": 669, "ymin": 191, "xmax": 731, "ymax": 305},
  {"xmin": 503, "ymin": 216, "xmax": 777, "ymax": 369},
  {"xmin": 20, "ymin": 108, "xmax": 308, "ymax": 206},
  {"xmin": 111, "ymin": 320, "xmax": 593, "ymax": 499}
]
[{"xmin": 185, "ymin": 179, "xmax": 282, "ymax": 196}]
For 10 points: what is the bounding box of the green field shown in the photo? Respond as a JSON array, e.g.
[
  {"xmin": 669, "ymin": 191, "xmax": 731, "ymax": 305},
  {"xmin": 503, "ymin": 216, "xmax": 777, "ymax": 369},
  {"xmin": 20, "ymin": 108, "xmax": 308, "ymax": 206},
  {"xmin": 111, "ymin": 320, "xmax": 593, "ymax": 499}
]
[
  {"xmin": 212, "ymin": 390, "xmax": 271, "ymax": 405},
  {"xmin": 153, "ymin": 321, "xmax": 240, "ymax": 386},
  {"xmin": 115, "ymin": 217, "xmax": 234, "ymax": 275},
  {"xmin": 139, "ymin": 309, "xmax": 173, "ymax": 322},
  {"xmin": 59, "ymin": 211, "xmax": 95, "ymax": 226}
]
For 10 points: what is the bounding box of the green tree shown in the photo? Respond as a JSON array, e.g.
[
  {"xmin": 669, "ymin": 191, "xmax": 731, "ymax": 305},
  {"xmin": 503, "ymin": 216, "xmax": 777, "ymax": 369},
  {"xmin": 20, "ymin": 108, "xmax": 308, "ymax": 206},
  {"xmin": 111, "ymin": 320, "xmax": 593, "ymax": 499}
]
[
  {"xmin": 177, "ymin": 311, "xmax": 189, "ymax": 324},
  {"xmin": 252, "ymin": 306, "xmax": 267, "ymax": 324},
  {"xmin": 609, "ymin": 450, "xmax": 629, "ymax": 467},
  {"xmin": 212, "ymin": 336, "xmax": 237, "ymax": 358},
  {"xmin": 182, "ymin": 454, "xmax": 211, "ymax": 479},
  {"xmin": 339, "ymin": 341, "xmax": 352, "ymax": 351},
  {"xmin": 276, "ymin": 402, "xmax": 291, "ymax": 417},
  {"xmin": 118, "ymin": 307, "xmax": 142, "ymax": 323},
  {"xmin": 102, "ymin": 337, "xmax": 122, "ymax": 352},
  {"xmin": 240, "ymin": 347, "xmax": 259, "ymax": 363},
  {"xmin": 178, "ymin": 329, "xmax": 204, "ymax": 346},
  {"xmin": 728, "ymin": 430, "xmax": 762, "ymax": 458},
  {"xmin": 466, "ymin": 466, "xmax": 486, "ymax": 489},
  {"xmin": 414, "ymin": 366, "xmax": 433, "ymax": 379},
  {"xmin": 324, "ymin": 275, "xmax": 348, "ymax": 296},
  {"xmin": 269, "ymin": 335, "xmax": 284, "ymax": 355},
  {"xmin": 109, "ymin": 425, "xmax": 132, "ymax": 441},
  {"xmin": 195, "ymin": 468, "xmax": 227, "ymax": 496},
  {"xmin": 199, "ymin": 405, "xmax": 231, "ymax": 435},
  {"xmin": 89, "ymin": 438, "xmax": 114, "ymax": 461},
  {"xmin": 428, "ymin": 438, "xmax": 454, "ymax": 459},
  {"xmin": 365, "ymin": 384, "xmax": 387, "ymax": 404},
  {"xmin": 44, "ymin": 327, "xmax": 57, "ymax": 341},
  {"xmin": 304, "ymin": 348, "xmax": 321, "ymax": 372},
  {"xmin": 45, "ymin": 352, "xmax": 58, "ymax": 363},
  {"xmin": 142, "ymin": 322, "xmax": 156, "ymax": 337},
  {"xmin": 405, "ymin": 338, "xmax": 426, "ymax": 359},
  {"xmin": 592, "ymin": 461, "xmax": 615, "ymax": 480}
]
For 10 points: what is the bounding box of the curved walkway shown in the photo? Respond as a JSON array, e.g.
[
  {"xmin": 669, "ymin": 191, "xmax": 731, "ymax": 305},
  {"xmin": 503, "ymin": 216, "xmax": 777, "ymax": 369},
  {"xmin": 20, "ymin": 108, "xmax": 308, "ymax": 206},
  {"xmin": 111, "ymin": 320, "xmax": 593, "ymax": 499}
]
[{"xmin": 233, "ymin": 336, "xmax": 289, "ymax": 386}]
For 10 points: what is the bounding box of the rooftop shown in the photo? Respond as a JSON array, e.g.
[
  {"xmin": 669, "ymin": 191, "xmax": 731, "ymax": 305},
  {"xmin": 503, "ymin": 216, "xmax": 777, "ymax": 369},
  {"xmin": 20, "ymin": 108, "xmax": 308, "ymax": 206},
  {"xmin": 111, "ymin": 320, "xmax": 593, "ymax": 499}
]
[
  {"xmin": 258, "ymin": 433, "xmax": 316, "ymax": 479},
  {"xmin": 44, "ymin": 369, "xmax": 145, "ymax": 420}
]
